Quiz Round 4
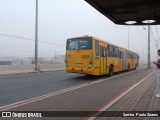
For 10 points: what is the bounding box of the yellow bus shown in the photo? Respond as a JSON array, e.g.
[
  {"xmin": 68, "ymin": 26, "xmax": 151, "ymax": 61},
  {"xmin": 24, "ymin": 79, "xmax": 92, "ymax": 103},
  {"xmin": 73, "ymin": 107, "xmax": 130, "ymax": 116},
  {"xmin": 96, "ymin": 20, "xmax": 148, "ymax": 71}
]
[{"xmin": 65, "ymin": 36, "xmax": 139, "ymax": 76}]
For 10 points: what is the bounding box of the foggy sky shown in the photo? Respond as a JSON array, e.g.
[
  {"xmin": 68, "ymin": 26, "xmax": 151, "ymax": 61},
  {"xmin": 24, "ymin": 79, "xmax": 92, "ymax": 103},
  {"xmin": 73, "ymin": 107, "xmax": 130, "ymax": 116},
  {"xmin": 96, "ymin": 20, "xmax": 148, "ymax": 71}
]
[{"xmin": 0, "ymin": 0, "xmax": 160, "ymax": 64}]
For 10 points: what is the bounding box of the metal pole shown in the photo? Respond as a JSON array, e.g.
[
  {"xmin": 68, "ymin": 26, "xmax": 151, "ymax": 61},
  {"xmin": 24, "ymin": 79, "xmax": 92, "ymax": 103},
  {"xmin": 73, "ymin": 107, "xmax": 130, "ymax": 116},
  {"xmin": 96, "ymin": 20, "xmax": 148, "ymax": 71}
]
[
  {"xmin": 157, "ymin": 40, "xmax": 159, "ymax": 60},
  {"xmin": 35, "ymin": 0, "xmax": 38, "ymax": 71},
  {"xmin": 148, "ymin": 25, "xmax": 150, "ymax": 69},
  {"xmin": 128, "ymin": 26, "xmax": 129, "ymax": 50}
]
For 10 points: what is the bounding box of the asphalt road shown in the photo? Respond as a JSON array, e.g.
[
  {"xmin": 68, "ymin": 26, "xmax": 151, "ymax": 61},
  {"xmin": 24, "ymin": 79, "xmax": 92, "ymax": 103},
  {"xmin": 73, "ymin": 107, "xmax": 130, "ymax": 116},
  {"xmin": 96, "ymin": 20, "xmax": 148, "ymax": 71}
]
[
  {"xmin": 0, "ymin": 67, "xmax": 153, "ymax": 109},
  {"xmin": 0, "ymin": 71, "xmax": 98, "ymax": 107}
]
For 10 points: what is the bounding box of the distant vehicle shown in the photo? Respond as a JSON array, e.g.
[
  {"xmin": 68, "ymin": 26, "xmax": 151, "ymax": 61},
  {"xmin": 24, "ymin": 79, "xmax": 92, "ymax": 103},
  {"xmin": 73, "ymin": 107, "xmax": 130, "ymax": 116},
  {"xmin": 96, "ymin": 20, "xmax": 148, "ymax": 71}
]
[{"xmin": 65, "ymin": 36, "xmax": 140, "ymax": 76}]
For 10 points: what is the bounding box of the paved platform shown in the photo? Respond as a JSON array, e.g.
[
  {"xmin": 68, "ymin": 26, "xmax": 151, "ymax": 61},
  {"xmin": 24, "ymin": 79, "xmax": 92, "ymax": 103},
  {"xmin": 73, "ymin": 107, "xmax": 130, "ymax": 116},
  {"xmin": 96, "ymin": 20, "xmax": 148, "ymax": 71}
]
[{"xmin": 95, "ymin": 69, "xmax": 160, "ymax": 120}]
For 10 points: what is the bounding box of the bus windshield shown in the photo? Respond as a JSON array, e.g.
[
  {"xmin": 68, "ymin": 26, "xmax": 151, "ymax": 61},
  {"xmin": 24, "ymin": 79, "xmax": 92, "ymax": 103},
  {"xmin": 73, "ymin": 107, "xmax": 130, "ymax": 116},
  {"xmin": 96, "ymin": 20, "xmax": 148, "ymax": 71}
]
[{"xmin": 66, "ymin": 37, "xmax": 92, "ymax": 50}]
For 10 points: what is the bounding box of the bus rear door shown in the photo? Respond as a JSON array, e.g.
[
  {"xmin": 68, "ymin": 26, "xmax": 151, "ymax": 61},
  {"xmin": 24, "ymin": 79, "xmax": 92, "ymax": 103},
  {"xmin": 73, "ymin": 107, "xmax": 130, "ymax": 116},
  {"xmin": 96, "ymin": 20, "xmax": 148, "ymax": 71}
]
[{"xmin": 100, "ymin": 46, "xmax": 107, "ymax": 74}]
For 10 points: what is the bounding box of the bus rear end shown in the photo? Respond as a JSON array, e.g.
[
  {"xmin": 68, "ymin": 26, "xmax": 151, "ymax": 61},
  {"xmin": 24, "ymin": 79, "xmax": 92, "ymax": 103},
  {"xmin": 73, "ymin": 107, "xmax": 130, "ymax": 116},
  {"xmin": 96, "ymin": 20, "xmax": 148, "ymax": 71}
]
[{"xmin": 65, "ymin": 36, "xmax": 96, "ymax": 75}]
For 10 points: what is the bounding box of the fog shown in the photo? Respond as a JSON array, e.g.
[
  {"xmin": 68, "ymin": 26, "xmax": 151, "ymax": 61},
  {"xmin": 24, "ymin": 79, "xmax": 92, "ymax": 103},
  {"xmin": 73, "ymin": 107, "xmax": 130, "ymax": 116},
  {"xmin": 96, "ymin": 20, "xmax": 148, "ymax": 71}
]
[{"xmin": 0, "ymin": 0, "xmax": 160, "ymax": 64}]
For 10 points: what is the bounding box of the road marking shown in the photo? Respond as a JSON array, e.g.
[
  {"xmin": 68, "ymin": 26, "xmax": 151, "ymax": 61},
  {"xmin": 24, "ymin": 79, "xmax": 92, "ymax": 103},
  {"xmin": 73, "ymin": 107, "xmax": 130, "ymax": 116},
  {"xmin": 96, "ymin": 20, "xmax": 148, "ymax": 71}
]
[
  {"xmin": 0, "ymin": 69, "xmax": 143, "ymax": 111},
  {"xmin": 85, "ymin": 70, "xmax": 155, "ymax": 120}
]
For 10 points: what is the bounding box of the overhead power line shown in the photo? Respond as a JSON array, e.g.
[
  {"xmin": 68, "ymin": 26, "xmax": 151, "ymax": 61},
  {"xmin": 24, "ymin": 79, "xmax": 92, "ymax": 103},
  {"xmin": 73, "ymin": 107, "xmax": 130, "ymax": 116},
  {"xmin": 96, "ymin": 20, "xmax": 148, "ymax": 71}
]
[
  {"xmin": 0, "ymin": 33, "xmax": 65, "ymax": 47},
  {"xmin": 0, "ymin": 33, "xmax": 33, "ymax": 41}
]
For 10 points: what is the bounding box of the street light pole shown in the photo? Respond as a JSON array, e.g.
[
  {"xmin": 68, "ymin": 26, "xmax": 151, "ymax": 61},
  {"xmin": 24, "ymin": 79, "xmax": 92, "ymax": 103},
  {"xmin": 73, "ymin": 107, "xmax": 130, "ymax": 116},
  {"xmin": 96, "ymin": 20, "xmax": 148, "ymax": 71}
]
[
  {"xmin": 35, "ymin": 0, "xmax": 39, "ymax": 71},
  {"xmin": 148, "ymin": 25, "xmax": 151, "ymax": 69},
  {"xmin": 128, "ymin": 26, "xmax": 129, "ymax": 50},
  {"xmin": 157, "ymin": 40, "xmax": 158, "ymax": 60}
]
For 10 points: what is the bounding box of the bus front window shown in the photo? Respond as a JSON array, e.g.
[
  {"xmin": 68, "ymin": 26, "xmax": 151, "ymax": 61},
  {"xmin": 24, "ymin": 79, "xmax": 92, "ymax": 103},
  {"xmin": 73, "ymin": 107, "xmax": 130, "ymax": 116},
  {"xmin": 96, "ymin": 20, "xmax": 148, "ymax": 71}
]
[
  {"xmin": 67, "ymin": 38, "xmax": 92, "ymax": 50},
  {"xmin": 67, "ymin": 39, "xmax": 78, "ymax": 50}
]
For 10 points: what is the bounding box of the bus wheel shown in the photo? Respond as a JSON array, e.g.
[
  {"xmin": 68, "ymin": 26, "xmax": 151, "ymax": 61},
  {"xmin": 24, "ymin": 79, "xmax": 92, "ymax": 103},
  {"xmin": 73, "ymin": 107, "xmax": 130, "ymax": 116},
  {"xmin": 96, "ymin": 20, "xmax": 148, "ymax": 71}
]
[
  {"xmin": 109, "ymin": 65, "xmax": 114, "ymax": 76},
  {"xmin": 127, "ymin": 64, "xmax": 130, "ymax": 72}
]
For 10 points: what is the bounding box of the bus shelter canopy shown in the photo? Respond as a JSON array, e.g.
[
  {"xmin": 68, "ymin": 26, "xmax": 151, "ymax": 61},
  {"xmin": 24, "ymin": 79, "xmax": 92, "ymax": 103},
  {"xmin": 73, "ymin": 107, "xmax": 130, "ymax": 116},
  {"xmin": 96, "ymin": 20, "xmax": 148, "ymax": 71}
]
[{"xmin": 85, "ymin": 0, "xmax": 160, "ymax": 25}]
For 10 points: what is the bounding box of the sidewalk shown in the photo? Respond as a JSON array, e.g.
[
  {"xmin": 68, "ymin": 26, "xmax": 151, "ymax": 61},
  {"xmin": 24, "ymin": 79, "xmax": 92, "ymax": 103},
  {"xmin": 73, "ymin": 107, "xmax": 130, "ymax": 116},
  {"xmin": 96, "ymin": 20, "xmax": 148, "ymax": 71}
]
[{"xmin": 96, "ymin": 70, "xmax": 159, "ymax": 120}]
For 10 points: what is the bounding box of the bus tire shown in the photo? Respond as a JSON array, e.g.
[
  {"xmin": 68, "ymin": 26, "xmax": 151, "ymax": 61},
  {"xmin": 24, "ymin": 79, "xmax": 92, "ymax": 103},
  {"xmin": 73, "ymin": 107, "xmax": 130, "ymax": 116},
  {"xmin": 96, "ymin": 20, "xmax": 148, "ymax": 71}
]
[{"xmin": 109, "ymin": 65, "xmax": 114, "ymax": 76}]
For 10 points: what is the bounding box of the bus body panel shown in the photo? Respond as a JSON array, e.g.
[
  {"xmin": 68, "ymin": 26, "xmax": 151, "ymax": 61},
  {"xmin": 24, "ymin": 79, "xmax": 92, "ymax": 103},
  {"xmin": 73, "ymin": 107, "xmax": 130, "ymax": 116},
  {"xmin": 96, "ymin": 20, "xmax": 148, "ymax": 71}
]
[{"xmin": 65, "ymin": 36, "xmax": 139, "ymax": 75}]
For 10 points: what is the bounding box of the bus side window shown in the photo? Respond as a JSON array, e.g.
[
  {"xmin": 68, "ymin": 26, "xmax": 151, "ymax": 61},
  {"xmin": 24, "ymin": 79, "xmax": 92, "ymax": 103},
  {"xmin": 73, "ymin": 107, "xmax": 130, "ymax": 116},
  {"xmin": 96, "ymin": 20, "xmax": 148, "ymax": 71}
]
[
  {"xmin": 132, "ymin": 54, "xmax": 134, "ymax": 59},
  {"xmin": 95, "ymin": 41, "xmax": 99, "ymax": 56},
  {"xmin": 133, "ymin": 54, "xmax": 135, "ymax": 59},
  {"xmin": 129, "ymin": 53, "xmax": 131, "ymax": 59},
  {"xmin": 120, "ymin": 51, "xmax": 122, "ymax": 58},
  {"xmin": 100, "ymin": 47, "xmax": 103, "ymax": 57},
  {"xmin": 108, "ymin": 45, "xmax": 113, "ymax": 57},
  {"xmin": 101, "ymin": 47, "xmax": 106, "ymax": 57},
  {"xmin": 128, "ymin": 53, "xmax": 130, "ymax": 59},
  {"xmin": 104, "ymin": 48, "xmax": 107, "ymax": 57},
  {"xmin": 134, "ymin": 54, "xmax": 136, "ymax": 59},
  {"xmin": 127, "ymin": 52, "xmax": 130, "ymax": 59},
  {"xmin": 113, "ymin": 47, "xmax": 119, "ymax": 58}
]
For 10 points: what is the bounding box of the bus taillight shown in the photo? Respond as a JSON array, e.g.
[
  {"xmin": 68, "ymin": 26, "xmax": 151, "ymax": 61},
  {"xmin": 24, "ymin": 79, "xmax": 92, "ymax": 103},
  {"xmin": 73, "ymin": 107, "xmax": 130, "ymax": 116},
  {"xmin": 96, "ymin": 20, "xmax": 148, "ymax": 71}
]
[
  {"xmin": 88, "ymin": 61, "xmax": 93, "ymax": 68},
  {"xmin": 88, "ymin": 55, "xmax": 93, "ymax": 69},
  {"xmin": 65, "ymin": 60, "xmax": 68, "ymax": 67}
]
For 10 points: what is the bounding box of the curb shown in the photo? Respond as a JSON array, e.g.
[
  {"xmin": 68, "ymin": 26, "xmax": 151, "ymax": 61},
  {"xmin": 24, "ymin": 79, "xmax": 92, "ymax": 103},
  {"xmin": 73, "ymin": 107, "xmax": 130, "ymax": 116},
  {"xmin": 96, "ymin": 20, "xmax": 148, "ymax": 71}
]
[{"xmin": 0, "ymin": 69, "xmax": 65, "ymax": 76}]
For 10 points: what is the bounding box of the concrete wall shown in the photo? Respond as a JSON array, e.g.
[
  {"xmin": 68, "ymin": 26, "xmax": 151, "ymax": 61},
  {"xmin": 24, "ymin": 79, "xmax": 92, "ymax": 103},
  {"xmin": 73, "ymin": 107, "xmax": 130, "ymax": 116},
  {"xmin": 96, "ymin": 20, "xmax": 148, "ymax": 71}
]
[{"xmin": 0, "ymin": 63, "xmax": 65, "ymax": 75}]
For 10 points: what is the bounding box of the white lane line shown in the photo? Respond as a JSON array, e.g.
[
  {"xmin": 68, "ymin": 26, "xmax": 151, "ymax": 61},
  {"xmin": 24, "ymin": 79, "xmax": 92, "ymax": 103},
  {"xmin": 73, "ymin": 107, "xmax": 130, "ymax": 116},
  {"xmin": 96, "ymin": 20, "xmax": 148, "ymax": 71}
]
[
  {"xmin": 86, "ymin": 70, "xmax": 155, "ymax": 120},
  {"xmin": 0, "ymin": 69, "xmax": 142, "ymax": 111}
]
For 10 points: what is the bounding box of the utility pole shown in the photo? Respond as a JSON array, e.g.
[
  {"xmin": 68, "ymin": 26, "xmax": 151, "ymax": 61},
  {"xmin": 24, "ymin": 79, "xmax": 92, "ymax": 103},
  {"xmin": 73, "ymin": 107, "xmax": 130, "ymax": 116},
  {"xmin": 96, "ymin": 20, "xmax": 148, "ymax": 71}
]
[
  {"xmin": 157, "ymin": 40, "xmax": 159, "ymax": 60},
  {"xmin": 128, "ymin": 26, "xmax": 129, "ymax": 50},
  {"xmin": 148, "ymin": 25, "xmax": 151, "ymax": 69},
  {"xmin": 35, "ymin": 0, "xmax": 39, "ymax": 71}
]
